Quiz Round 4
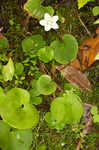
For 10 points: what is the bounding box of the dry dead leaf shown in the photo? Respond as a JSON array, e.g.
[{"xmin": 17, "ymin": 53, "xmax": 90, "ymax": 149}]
[
  {"xmin": 79, "ymin": 35, "xmax": 99, "ymax": 70},
  {"xmin": 56, "ymin": 65, "xmax": 91, "ymax": 91},
  {"xmin": 69, "ymin": 27, "xmax": 99, "ymax": 70}
]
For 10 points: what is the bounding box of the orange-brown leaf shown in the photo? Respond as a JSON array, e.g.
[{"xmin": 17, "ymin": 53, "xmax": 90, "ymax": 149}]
[{"xmin": 78, "ymin": 32, "xmax": 99, "ymax": 70}]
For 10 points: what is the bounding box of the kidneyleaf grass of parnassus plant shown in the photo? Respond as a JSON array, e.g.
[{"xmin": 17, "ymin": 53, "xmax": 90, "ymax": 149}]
[
  {"xmin": 36, "ymin": 75, "xmax": 57, "ymax": 95},
  {"xmin": 50, "ymin": 34, "xmax": 78, "ymax": 64},
  {"xmin": 0, "ymin": 88, "xmax": 39, "ymax": 129},
  {"xmin": 45, "ymin": 91, "xmax": 83, "ymax": 130},
  {"xmin": 37, "ymin": 46, "xmax": 54, "ymax": 63},
  {"xmin": 22, "ymin": 34, "xmax": 46, "ymax": 56},
  {"xmin": 0, "ymin": 120, "xmax": 32, "ymax": 150}
]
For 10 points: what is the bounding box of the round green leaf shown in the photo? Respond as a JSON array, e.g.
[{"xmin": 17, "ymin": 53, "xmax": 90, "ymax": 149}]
[
  {"xmin": 22, "ymin": 35, "xmax": 46, "ymax": 56},
  {"xmin": 0, "ymin": 37, "xmax": 9, "ymax": 49},
  {"xmin": 15, "ymin": 63, "xmax": 24, "ymax": 76},
  {"xmin": 51, "ymin": 91, "xmax": 83, "ymax": 124},
  {"xmin": 51, "ymin": 34, "xmax": 78, "ymax": 64},
  {"xmin": 51, "ymin": 97, "xmax": 71, "ymax": 123},
  {"xmin": 92, "ymin": 6, "xmax": 99, "ymax": 16},
  {"xmin": 37, "ymin": 75, "xmax": 57, "ymax": 95},
  {"xmin": 1, "ymin": 88, "xmax": 39, "ymax": 129},
  {"xmin": 38, "ymin": 46, "xmax": 54, "ymax": 63},
  {"xmin": 91, "ymin": 106, "xmax": 98, "ymax": 115},
  {"xmin": 0, "ymin": 120, "xmax": 32, "ymax": 150},
  {"xmin": 93, "ymin": 115, "xmax": 99, "ymax": 123},
  {"xmin": 63, "ymin": 92, "xmax": 83, "ymax": 123},
  {"xmin": 8, "ymin": 128, "xmax": 32, "ymax": 150}
]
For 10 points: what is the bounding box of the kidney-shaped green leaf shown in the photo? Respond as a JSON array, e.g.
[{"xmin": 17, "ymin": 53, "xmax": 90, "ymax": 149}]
[
  {"xmin": 92, "ymin": 6, "xmax": 99, "ymax": 16},
  {"xmin": 0, "ymin": 120, "xmax": 32, "ymax": 150},
  {"xmin": 51, "ymin": 34, "xmax": 78, "ymax": 64},
  {"xmin": 37, "ymin": 75, "xmax": 57, "ymax": 95},
  {"xmin": 22, "ymin": 35, "xmax": 46, "ymax": 56},
  {"xmin": 0, "ymin": 88, "xmax": 39, "ymax": 129},
  {"xmin": 51, "ymin": 91, "xmax": 83, "ymax": 124},
  {"xmin": 38, "ymin": 46, "xmax": 54, "ymax": 63}
]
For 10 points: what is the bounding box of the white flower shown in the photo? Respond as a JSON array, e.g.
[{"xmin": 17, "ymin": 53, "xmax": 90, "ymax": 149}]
[{"xmin": 39, "ymin": 13, "xmax": 59, "ymax": 31}]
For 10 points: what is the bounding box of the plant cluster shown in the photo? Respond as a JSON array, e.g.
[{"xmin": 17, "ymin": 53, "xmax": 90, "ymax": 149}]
[{"xmin": 0, "ymin": 0, "xmax": 99, "ymax": 149}]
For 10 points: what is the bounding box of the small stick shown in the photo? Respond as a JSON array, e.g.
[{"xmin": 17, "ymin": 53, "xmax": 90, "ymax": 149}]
[
  {"xmin": 76, "ymin": 139, "xmax": 81, "ymax": 150},
  {"xmin": 77, "ymin": 14, "xmax": 91, "ymax": 36}
]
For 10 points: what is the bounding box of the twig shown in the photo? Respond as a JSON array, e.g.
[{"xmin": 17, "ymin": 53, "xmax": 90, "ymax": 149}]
[
  {"xmin": 77, "ymin": 14, "xmax": 91, "ymax": 36},
  {"xmin": 38, "ymin": 60, "xmax": 46, "ymax": 74},
  {"xmin": 76, "ymin": 139, "xmax": 81, "ymax": 150}
]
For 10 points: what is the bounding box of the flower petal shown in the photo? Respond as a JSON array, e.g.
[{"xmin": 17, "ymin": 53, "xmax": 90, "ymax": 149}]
[
  {"xmin": 52, "ymin": 16, "xmax": 59, "ymax": 22},
  {"xmin": 51, "ymin": 23, "xmax": 59, "ymax": 30},
  {"xmin": 44, "ymin": 25, "xmax": 51, "ymax": 31},
  {"xmin": 39, "ymin": 20, "xmax": 47, "ymax": 26},
  {"xmin": 44, "ymin": 13, "xmax": 51, "ymax": 21}
]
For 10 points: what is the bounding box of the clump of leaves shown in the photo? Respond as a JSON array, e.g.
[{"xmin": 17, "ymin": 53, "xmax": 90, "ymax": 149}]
[
  {"xmin": 0, "ymin": 88, "xmax": 39, "ymax": 129},
  {"xmin": 0, "ymin": 120, "xmax": 32, "ymax": 150},
  {"xmin": 45, "ymin": 91, "xmax": 83, "ymax": 130}
]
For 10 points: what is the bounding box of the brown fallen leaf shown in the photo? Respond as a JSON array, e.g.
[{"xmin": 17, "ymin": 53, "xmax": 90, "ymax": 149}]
[
  {"xmin": 78, "ymin": 35, "xmax": 99, "ymax": 70},
  {"xmin": 69, "ymin": 27, "xmax": 99, "ymax": 70},
  {"xmin": 56, "ymin": 65, "xmax": 91, "ymax": 91}
]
